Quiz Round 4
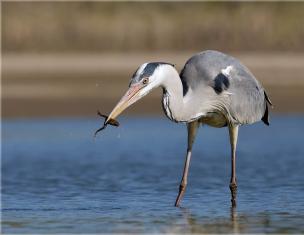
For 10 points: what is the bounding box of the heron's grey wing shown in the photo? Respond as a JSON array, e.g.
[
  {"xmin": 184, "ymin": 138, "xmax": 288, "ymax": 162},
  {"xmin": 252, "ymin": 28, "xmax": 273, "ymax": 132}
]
[
  {"xmin": 180, "ymin": 50, "xmax": 271, "ymax": 125},
  {"xmin": 224, "ymin": 65, "xmax": 271, "ymax": 125}
]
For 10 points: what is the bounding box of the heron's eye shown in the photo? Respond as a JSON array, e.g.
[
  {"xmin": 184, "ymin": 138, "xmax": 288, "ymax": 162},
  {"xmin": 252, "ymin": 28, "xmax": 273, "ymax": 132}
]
[{"xmin": 142, "ymin": 78, "xmax": 149, "ymax": 85}]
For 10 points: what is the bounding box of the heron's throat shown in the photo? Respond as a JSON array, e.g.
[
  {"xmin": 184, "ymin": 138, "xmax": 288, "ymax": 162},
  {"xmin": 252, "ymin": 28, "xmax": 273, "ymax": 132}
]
[{"xmin": 161, "ymin": 72, "xmax": 193, "ymax": 122}]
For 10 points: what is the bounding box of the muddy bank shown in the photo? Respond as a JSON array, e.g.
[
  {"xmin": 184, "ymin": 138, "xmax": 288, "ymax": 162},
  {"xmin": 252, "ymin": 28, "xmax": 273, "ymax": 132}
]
[{"xmin": 2, "ymin": 52, "xmax": 304, "ymax": 118}]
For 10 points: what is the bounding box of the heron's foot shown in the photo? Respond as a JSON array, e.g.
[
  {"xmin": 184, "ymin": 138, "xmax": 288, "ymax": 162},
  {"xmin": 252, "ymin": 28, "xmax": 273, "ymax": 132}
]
[
  {"xmin": 229, "ymin": 182, "xmax": 237, "ymax": 207},
  {"xmin": 175, "ymin": 184, "xmax": 186, "ymax": 207}
]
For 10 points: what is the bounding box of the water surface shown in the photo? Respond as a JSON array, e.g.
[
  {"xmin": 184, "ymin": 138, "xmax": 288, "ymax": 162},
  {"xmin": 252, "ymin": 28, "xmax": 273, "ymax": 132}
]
[{"xmin": 2, "ymin": 116, "xmax": 304, "ymax": 233}]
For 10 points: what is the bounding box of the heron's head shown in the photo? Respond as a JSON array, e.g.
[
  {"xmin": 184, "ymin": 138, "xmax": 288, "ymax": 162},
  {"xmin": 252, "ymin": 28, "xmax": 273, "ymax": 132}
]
[{"xmin": 106, "ymin": 62, "xmax": 175, "ymax": 123}]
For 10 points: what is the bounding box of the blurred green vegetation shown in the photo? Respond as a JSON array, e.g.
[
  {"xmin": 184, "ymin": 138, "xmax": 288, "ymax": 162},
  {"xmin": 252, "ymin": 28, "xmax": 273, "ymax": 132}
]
[{"xmin": 2, "ymin": 2, "xmax": 304, "ymax": 53}]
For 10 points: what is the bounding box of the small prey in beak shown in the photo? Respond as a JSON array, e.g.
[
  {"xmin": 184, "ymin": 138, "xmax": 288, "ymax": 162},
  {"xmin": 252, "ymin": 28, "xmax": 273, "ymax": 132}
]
[
  {"xmin": 104, "ymin": 82, "xmax": 146, "ymax": 124},
  {"xmin": 94, "ymin": 111, "xmax": 120, "ymax": 137}
]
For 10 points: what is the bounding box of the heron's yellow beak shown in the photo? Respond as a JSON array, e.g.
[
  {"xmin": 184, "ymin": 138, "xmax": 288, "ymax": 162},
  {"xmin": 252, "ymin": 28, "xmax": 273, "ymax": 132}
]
[{"xmin": 106, "ymin": 83, "xmax": 144, "ymax": 124}]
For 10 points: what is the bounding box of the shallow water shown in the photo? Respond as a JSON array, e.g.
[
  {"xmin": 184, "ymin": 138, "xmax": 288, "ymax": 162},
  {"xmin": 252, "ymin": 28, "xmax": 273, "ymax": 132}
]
[{"xmin": 2, "ymin": 116, "xmax": 304, "ymax": 233}]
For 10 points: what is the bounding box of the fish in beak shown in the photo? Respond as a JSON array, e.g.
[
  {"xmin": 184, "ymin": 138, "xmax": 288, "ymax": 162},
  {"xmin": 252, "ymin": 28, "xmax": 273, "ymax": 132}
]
[
  {"xmin": 105, "ymin": 82, "xmax": 146, "ymax": 124},
  {"xmin": 94, "ymin": 82, "xmax": 147, "ymax": 137},
  {"xmin": 94, "ymin": 111, "xmax": 120, "ymax": 137}
]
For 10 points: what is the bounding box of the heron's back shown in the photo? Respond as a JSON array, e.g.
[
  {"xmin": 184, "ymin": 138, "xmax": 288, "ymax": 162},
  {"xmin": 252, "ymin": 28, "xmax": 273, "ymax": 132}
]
[{"xmin": 180, "ymin": 50, "xmax": 271, "ymax": 125}]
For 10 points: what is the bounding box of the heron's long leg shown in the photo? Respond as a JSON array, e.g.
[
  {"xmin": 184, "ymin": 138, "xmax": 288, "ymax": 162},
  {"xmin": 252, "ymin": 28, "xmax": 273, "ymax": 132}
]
[
  {"xmin": 175, "ymin": 121, "xmax": 199, "ymax": 207},
  {"xmin": 228, "ymin": 124, "xmax": 239, "ymax": 207}
]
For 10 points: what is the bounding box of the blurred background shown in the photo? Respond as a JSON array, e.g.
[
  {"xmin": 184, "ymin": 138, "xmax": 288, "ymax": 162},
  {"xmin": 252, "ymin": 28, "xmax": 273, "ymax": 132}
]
[
  {"xmin": 2, "ymin": 2, "xmax": 304, "ymax": 118},
  {"xmin": 2, "ymin": 2, "xmax": 304, "ymax": 233}
]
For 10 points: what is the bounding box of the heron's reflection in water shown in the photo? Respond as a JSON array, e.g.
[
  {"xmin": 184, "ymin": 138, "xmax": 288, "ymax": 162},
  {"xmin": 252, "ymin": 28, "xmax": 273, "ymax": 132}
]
[
  {"xmin": 172, "ymin": 206, "xmax": 243, "ymax": 233},
  {"xmin": 230, "ymin": 205, "xmax": 240, "ymax": 233}
]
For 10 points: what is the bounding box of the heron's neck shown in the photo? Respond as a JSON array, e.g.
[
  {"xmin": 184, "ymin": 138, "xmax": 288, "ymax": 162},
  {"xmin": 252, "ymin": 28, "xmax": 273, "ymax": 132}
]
[{"xmin": 161, "ymin": 70, "xmax": 195, "ymax": 122}]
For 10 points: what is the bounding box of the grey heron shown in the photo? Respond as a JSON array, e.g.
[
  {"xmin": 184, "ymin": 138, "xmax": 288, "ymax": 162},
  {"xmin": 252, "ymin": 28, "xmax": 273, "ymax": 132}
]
[{"xmin": 103, "ymin": 50, "xmax": 272, "ymax": 207}]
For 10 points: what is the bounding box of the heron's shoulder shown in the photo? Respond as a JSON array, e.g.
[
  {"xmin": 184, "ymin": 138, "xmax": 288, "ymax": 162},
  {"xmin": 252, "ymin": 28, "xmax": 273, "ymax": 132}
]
[
  {"xmin": 181, "ymin": 50, "xmax": 258, "ymax": 85},
  {"xmin": 185, "ymin": 50, "xmax": 242, "ymax": 70},
  {"xmin": 180, "ymin": 50, "xmax": 240, "ymax": 93}
]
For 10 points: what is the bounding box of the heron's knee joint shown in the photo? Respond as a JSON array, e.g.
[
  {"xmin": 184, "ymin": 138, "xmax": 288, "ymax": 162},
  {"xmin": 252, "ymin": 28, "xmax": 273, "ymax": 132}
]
[
  {"xmin": 229, "ymin": 183, "xmax": 237, "ymax": 191},
  {"xmin": 179, "ymin": 183, "xmax": 187, "ymax": 191}
]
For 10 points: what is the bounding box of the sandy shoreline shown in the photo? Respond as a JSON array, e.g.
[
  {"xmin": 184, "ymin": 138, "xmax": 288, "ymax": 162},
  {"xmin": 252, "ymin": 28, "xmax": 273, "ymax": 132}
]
[{"xmin": 2, "ymin": 52, "xmax": 304, "ymax": 118}]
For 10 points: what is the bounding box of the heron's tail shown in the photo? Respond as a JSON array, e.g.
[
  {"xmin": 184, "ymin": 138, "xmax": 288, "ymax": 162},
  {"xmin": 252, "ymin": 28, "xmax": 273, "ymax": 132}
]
[
  {"xmin": 261, "ymin": 91, "xmax": 273, "ymax": 126},
  {"xmin": 264, "ymin": 91, "xmax": 273, "ymax": 106}
]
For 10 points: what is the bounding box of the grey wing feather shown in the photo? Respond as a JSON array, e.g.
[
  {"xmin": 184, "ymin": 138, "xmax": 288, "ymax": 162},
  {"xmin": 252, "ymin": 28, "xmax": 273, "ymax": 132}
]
[{"xmin": 180, "ymin": 50, "xmax": 271, "ymax": 125}]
